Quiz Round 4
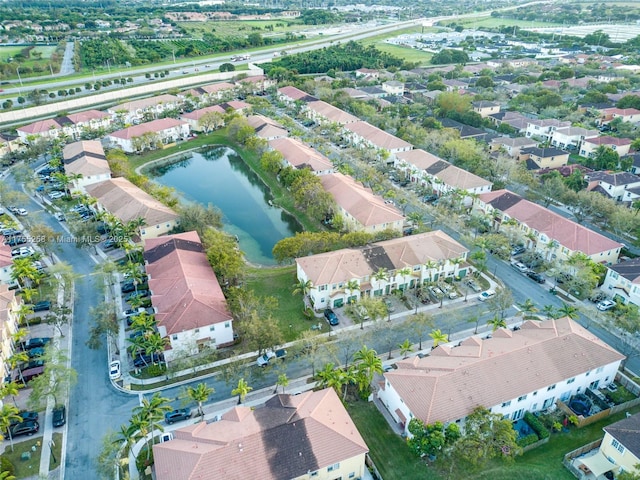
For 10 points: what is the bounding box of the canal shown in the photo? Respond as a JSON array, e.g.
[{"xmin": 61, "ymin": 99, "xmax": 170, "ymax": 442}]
[{"xmin": 147, "ymin": 145, "xmax": 301, "ymax": 265}]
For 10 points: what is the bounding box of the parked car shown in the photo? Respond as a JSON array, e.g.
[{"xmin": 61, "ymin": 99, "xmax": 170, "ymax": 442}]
[
  {"xmin": 479, "ymin": 290, "xmax": 496, "ymax": 302},
  {"xmin": 465, "ymin": 279, "xmax": 482, "ymax": 292},
  {"xmin": 324, "ymin": 308, "xmax": 339, "ymax": 326},
  {"xmin": 121, "ymin": 281, "xmax": 148, "ymax": 294},
  {"xmin": 10, "ymin": 411, "xmax": 38, "ymax": 427},
  {"xmin": 54, "ymin": 212, "xmax": 66, "ymax": 221},
  {"xmin": 103, "ymin": 238, "xmax": 117, "ymax": 250},
  {"xmin": 28, "ymin": 348, "xmax": 45, "ymax": 358},
  {"xmin": 15, "ymin": 208, "xmax": 28, "ymax": 216},
  {"xmin": 165, "ymin": 409, "xmax": 191, "ymax": 424},
  {"xmin": 10, "ymin": 420, "xmax": 39, "ymax": 437},
  {"xmin": 109, "ymin": 360, "xmax": 121, "ymax": 380},
  {"xmin": 512, "ymin": 262, "xmax": 529, "ymax": 273},
  {"xmin": 124, "ymin": 290, "xmax": 150, "ymax": 302},
  {"xmin": 32, "ymin": 300, "xmax": 52, "ymax": 312},
  {"xmin": 2, "ymin": 228, "xmax": 22, "ymax": 237},
  {"xmin": 133, "ymin": 354, "xmax": 155, "ymax": 368},
  {"xmin": 15, "ymin": 366, "xmax": 44, "ymax": 383},
  {"xmin": 356, "ymin": 305, "xmax": 370, "ymax": 320},
  {"xmin": 257, "ymin": 351, "xmax": 276, "ymax": 367},
  {"xmin": 4, "ymin": 236, "xmax": 28, "ymax": 246},
  {"xmin": 52, "ymin": 405, "xmax": 66, "ymax": 427},
  {"xmin": 23, "ymin": 359, "xmax": 45, "ymax": 370},
  {"xmin": 49, "ymin": 191, "xmax": 65, "ymax": 200},
  {"xmin": 511, "ymin": 245, "xmax": 526, "ymax": 256},
  {"xmin": 275, "ymin": 348, "xmax": 287, "ymax": 360},
  {"xmin": 123, "ymin": 307, "xmax": 147, "ymax": 319},
  {"xmin": 11, "ymin": 246, "xmax": 35, "ymax": 258},
  {"xmin": 597, "ymin": 300, "xmax": 616, "ymax": 311},
  {"xmin": 526, "ymin": 271, "xmax": 546, "ymax": 284},
  {"xmin": 384, "ymin": 299, "xmax": 395, "ymax": 312},
  {"xmin": 24, "ymin": 337, "xmax": 52, "ymax": 349}
]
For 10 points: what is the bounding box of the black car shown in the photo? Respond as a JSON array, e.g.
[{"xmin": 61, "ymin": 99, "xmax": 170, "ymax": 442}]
[
  {"xmin": 32, "ymin": 301, "xmax": 52, "ymax": 312},
  {"xmin": 24, "ymin": 337, "xmax": 52, "ymax": 349},
  {"xmin": 133, "ymin": 354, "xmax": 153, "ymax": 368},
  {"xmin": 324, "ymin": 308, "xmax": 339, "ymax": 326},
  {"xmin": 22, "ymin": 359, "xmax": 45, "ymax": 370},
  {"xmin": 28, "ymin": 347, "xmax": 45, "ymax": 358},
  {"xmin": 165, "ymin": 409, "xmax": 191, "ymax": 424},
  {"xmin": 52, "ymin": 405, "xmax": 66, "ymax": 427},
  {"xmin": 527, "ymin": 271, "xmax": 546, "ymax": 284},
  {"xmin": 125, "ymin": 290, "xmax": 150, "ymax": 302},
  {"xmin": 10, "ymin": 420, "xmax": 39, "ymax": 437},
  {"xmin": 10, "ymin": 411, "xmax": 38, "ymax": 427},
  {"xmin": 103, "ymin": 238, "xmax": 117, "ymax": 250},
  {"xmin": 1, "ymin": 228, "xmax": 22, "ymax": 237},
  {"xmin": 121, "ymin": 281, "xmax": 149, "ymax": 294},
  {"xmin": 4, "ymin": 236, "xmax": 28, "ymax": 246}
]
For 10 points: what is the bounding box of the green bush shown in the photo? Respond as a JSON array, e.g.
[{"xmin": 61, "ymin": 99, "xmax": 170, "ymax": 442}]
[
  {"xmin": 516, "ymin": 433, "xmax": 539, "ymax": 447},
  {"xmin": 1, "ymin": 455, "xmax": 15, "ymax": 475},
  {"xmin": 524, "ymin": 411, "xmax": 550, "ymax": 439}
]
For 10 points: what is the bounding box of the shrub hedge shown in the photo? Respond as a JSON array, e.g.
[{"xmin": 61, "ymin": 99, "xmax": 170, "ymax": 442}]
[
  {"xmin": 516, "ymin": 433, "xmax": 539, "ymax": 447},
  {"xmin": 524, "ymin": 411, "xmax": 550, "ymax": 439}
]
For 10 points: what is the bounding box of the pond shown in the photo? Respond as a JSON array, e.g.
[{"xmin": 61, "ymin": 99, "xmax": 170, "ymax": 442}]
[{"xmin": 147, "ymin": 145, "xmax": 301, "ymax": 265}]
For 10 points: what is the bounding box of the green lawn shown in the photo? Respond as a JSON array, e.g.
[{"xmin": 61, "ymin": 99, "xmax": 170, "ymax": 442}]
[
  {"xmin": 453, "ymin": 17, "xmax": 563, "ymax": 28},
  {"xmin": 49, "ymin": 433, "xmax": 62, "ymax": 471},
  {"xmin": 180, "ymin": 19, "xmax": 307, "ymax": 38},
  {"xmin": 347, "ymin": 400, "xmax": 434, "ymax": 480},
  {"xmin": 374, "ymin": 44, "xmax": 433, "ymax": 65},
  {"xmin": 245, "ymin": 265, "xmax": 312, "ymax": 341},
  {"xmin": 2, "ymin": 436, "xmax": 43, "ymax": 478}
]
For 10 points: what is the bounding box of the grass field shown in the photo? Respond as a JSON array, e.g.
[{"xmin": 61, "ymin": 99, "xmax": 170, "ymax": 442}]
[
  {"xmin": 374, "ymin": 43, "xmax": 433, "ymax": 64},
  {"xmin": 179, "ymin": 19, "xmax": 306, "ymax": 38},
  {"xmin": 2, "ymin": 436, "xmax": 43, "ymax": 478},
  {"xmin": 452, "ymin": 17, "xmax": 563, "ymax": 29}
]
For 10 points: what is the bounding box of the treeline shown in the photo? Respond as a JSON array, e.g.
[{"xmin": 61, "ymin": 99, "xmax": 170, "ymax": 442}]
[{"xmin": 264, "ymin": 42, "xmax": 413, "ymax": 75}]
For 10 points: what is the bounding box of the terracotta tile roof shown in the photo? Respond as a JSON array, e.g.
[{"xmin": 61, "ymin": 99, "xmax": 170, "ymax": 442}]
[
  {"xmin": 144, "ymin": 231, "xmax": 231, "ymax": 335},
  {"xmin": 604, "ymin": 413, "xmax": 640, "ymax": 458},
  {"xmin": 65, "ymin": 109, "xmax": 110, "ymax": 124},
  {"xmin": 62, "ymin": 140, "xmax": 110, "ymax": 177},
  {"xmin": 0, "ymin": 238, "xmax": 12, "ymax": 268},
  {"xmin": 396, "ymin": 149, "xmax": 441, "ymax": 169},
  {"xmin": 17, "ymin": 109, "xmax": 110, "ymax": 134},
  {"xmin": 85, "ymin": 177, "xmax": 178, "ymax": 227},
  {"xmin": 200, "ymin": 82, "xmax": 236, "ymax": 94},
  {"xmin": 277, "ymin": 86, "xmax": 317, "ymax": 102},
  {"xmin": 584, "ymin": 136, "xmax": 632, "ymax": 147},
  {"xmin": 247, "ymin": 114, "xmax": 288, "ymax": 138},
  {"xmin": 268, "ymin": 137, "xmax": 333, "ymax": 173},
  {"xmin": 221, "ymin": 100, "xmax": 250, "ymax": 111},
  {"xmin": 296, "ymin": 231, "xmax": 467, "ymax": 286},
  {"xmin": 307, "ymin": 100, "xmax": 359, "ymax": 124},
  {"xmin": 344, "ymin": 121, "xmax": 412, "ymax": 151},
  {"xmin": 109, "ymin": 118, "xmax": 188, "ymax": 140},
  {"xmin": 491, "ymin": 137, "xmax": 537, "ymax": 148},
  {"xmin": 320, "ymin": 173, "xmax": 404, "ymax": 228},
  {"xmin": 479, "ymin": 189, "xmax": 622, "ymax": 255},
  {"xmin": 527, "ymin": 118, "xmax": 571, "ymax": 128},
  {"xmin": 153, "ymin": 388, "xmax": 368, "ymax": 480},
  {"xmin": 181, "ymin": 105, "xmax": 225, "ymax": 121},
  {"xmin": 110, "ymin": 94, "xmax": 180, "ymax": 113},
  {"xmin": 386, "ymin": 318, "xmax": 624, "ymax": 425},
  {"xmin": 601, "ymin": 107, "xmax": 640, "ymax": 116}
]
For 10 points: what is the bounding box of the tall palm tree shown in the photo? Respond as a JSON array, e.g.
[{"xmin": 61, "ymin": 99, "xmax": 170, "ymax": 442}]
[
  {"xmin": 557, "ymin": 302, "xmax": 579, "ymax": 320},
  {"xmin": 144, "ymin": 333, "xmax": 168, "ymax": 365},
  {"xmin": 542, "ymin": 304, "xmax": 558, "ymax": 320},
  {"xmin": 345, "ymin": 279, "xmax": 360, "ymax": 304},
  {"xmin": 340, "ymin": 366, "xmax": 356, "ymax": 401},
  {"xmin": 423, "ymin": 260, "xmax": 438, "ymax": 284},
  {"xmin": 353, "ymin": 346, "xmax": 383, "ymax": 389},
  {"xmin": 373, "ymin": 268, "xmax": 389, "ymax": 296},
  {"xmin": 7, "ymin": 351, "xmax": 28, "ymax": 385},
  {"xmin": 429, "ymin": 329, "xmax": 448, "ymax": 348},
  {"xmin": 186, "ymin": 383, "xmax": 214, "ymax": 421},
  {"xmin": 0, "ymin": 404, "xmax": 22, "ymax": 451},
  {"xmin": 316, "ymin": 363, "xmax": 343, "ymax": 395},
  {"xmin": 128, "ymin": 412, "xmax": 153, "ymax": 460},
  {"xmin": 399, "ymin": 339, "xmax": 413, "ymax": 359},
  {"xmin": 292, "ymin": 278, "xmax": 313, "ymax": 307},
  {"xmin": 487, "ymin": 316, "xmax": 507, "ymax": 331},
  {"xmin": 121, "ymin": 262, "xmax": 146, "ymax": 295},
  {"xmin": 517, "ymin": 299, "xmax": 538, "ymax": 317},
  {"xmin": 134, "ymin": 393, "xmax": 171, "ymax": 453},
  {"xmin": 396, "ymin": 267, "xmax": 412, "ymax": 292},
  {"xmin": 114, "ymin": 422, "xmax": 138, "ymax": 459},
  {"xmin": 130, "ymin": 311, "xmax": 156, "ymax": 333},
  {"xmin": 232, "ymin": 378, "xmax": 253, "ymax": 404}
]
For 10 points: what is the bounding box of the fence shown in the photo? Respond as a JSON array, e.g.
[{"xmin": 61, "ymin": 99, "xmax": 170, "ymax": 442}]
[
  {"xmin": 618, "ymin": 371, "xmax": 640, "ymax": 396},
  {"xmin": 366, "ymin": 453, "xmax": 384, "ymax": 480},
  {"xmin": 563, "ymin": 439, "xmax": 603, "ymax": 478},
  {"xmin": 556, "ymin": 400, "xmax": 611, "ymax": 428},
  {"xmin": 522, "ymin": 436, "xmax": 549, "ymax": 453}
]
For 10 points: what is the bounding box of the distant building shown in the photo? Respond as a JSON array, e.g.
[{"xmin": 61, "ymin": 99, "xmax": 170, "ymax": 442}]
[{"xmin": 62, "ymin": 140, "xmax": 111, "ymax": 194}]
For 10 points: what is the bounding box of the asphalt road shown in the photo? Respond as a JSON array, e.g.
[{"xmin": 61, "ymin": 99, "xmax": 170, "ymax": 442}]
[{"xmin": 59, "ymin": 42, "xmax": 75, "ymax": 77}]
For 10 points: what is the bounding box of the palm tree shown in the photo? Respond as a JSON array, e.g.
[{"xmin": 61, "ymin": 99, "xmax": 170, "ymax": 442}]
[
  {"xmin": 0, "ymin": 381, "xmax": 21, "ymax": 408},
  {"xmin": 128, "ymin": 412, "xmax": 153, "ymax": 460},
  {"xmin": 557, "ymin": 302, "xmax": 579, "ymax": 320},
  {"xmin": 0, "ymin": 404, "xmax": 22, "ymax": 451},
  {"xmin": 276, "ymin": 373, "xmax": 289, "ymax": 394},
  {"xmin": 429, "ymin": 329, "xmax": 448, "ymax": 348},
  {"xmin": 423, "ymin": 260, "xmax": 438, "ymax": 285},
  {"xmin": 396, "ymin": 267, "xmax": 412, "ymax": 292},
  {"xmin": 292, "ymin": 278, "xmax": 313, "ymax": 307},
  {"xmin": 232, "ymin": 378, "xmax": 253, "ymax": 404},
  {"xmin": 121, "ymin": 262, "xmax": 145, "ymax": 295},
  {"xmin": 399, "ymin": 339, "xmax": 413, "ymax": 359},
  {"xmin": 373, "ymin": 268, "xmax": 389, "ymax": 296},
  {"xmin": 134, "ymin": 393, "xmax": 171, "ymax": 454},
  {"xmin": 186, "ymin": 383, "xmax": 214, "ymax": 420},
  {"xmin": 517, "ymin": 299, "xmax": 538, "ymax": 317},
  {"xmin": 340, "ymin": 366, "xmax": 356, "ymax": 401},
  {"xmin": 130, "ymin": 311, "xmax": 156, "ymax": 333},
  {"xmin": 353, "ymin": 346, "xmax": 383, "ymax": 389},
  {"xmin": 0, "ymin": 470, "xmax": 16, "ymax": 480},
  {"xmin": 542, "ymin": 304, "xmax": 558, "ymax": 320},
  {"xmin": 7, "ymin": 351, "xmax": 29, "ymax": 385},
  {"xmin": 487, "ymin": 316, "xmax": 507, "ymax": 331},
  {"xmin": 144, "ymin": 333, "xmax": 168, "ymax": 365},
  {"xmin": 15, "ymin": 304, "xmax": 34, "ymax": 328},
  {"xmin": 316, "ymin": 363, "xmax": 343, "ymax": 395},
  {"xmin": 114, "ymin": 423, "xmax": 138, "ymax": 459},
  {"xmin": 345, "ymin": 280, "xmax": 360, "ymax": 304}
]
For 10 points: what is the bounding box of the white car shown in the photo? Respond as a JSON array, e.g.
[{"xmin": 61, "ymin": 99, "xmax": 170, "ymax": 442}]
[
  {"xmin": 11, "ymin": 246, "xmax": 35, "ymax": 258},
  {"xmin": 597, "ymin": 300, "xmax": 615, "ymax": 312},
  {"xmin": 512, "ymin": 262, "xmax": 529, "ymax": 273},
  {"xmin": 479, "ymin": 290, "xmax": 496, "ymax": 302},
  {"xmin": 256, "ymin": 351, "xmax": 276, "ymax": 367},
  {"xmin": 49, "ymin": 191, "xmax": 65, "ymax": 199},
  {"xmin": 109, "ymin": 360, "xmax": 121, "ymax": 380},
  {"xmin": 15, "ymin": 208, "xmax": 28, "ymax": 216}
]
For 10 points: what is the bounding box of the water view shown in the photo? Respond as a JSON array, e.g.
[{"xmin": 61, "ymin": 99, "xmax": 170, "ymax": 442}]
[{"xmin": 147, "ymin": 146, "xmax": 302, "ymax": 265}]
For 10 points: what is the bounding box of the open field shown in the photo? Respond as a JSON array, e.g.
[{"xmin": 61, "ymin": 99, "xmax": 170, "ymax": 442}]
[
  {"xmin": 179, "ymin": 19, "xmax": 306, "ymax": 38},
  {"xmin": 0, "ymin": 46, "xmax": 27, "ymax": 61},
  {"xmin": 451, "ymin": 17, "xmax": 563, "ymax": 28},
  {"xmin": 375, "ymin": 43, "xmax": 433, "ymax": 64}
]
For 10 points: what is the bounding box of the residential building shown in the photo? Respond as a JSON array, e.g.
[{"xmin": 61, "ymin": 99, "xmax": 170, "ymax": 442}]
[
  {"xmin": 296, "ymin": 231, "xmax": 468, "ymax": 309},
  {"xmin": 580, "ymin": 136, "xmax": 631, "ymax": 158},
  {"xmin": 490, "ymin": 137, "xmax": 537, "ymax": 157},
  {"xmin": 0, "ymin": 284, "xmax": 19, "ymax": 382},
  {"xmin": 519, "ymin": 146, "xmax": 570, "ymax": 170},
  {"xmin": 320, "ymin": 173, "xmax": 404, "ymax": 234},
  {"xmin": 247, "ymin": 115, "xmax": 288, "ymax": 140},
  {"xmin": 268, "ymin": 137, "xmax": 334, "ymax": 175},
  {"xmin": 181, "ymin": 82, "xmax": 236, "ymax": 104},
  {"xmin": 378, "ymin": 317, "xmax": 623, "ymax": 434},
  {"xmin": 144, "ymin": 231, "xmax": 233, "ymax": 361},
  {"xmin": 472, "ymin": 101, "xmax": 500, "ymax": 118},
  {"xmin": 396, "ymin": 149, "xmax": 492, "ymax": 202},
  {"xmin": 85, "ymin": 177, "xmax": 179, "ymax": 240},
  {"xmin": 476, "ymin": 189, "xmax": 622, "ymax": 264},
  {"xmin": 306, "ymin": 100, "xmax": 359, "ymax": 126},
  {"xmin": 343, "ymin": 121, "xmax": 412, "ymax": 158},
  {"xmin": 105, "ymin": 118, "xmax": 190, "ymax": 153},
  {"xmin": 16, "ymin": 109, "xmax": 112, "ymax": 144},
  {"xmin": 62, "ymin": 140, "xmax": 111, "ymax": 194},
  {"xmin": 235, "ymin": 74, "xmax": 276, "ymax": 95},
  {"xmin": 0, "ymin": 240, "xmax": 13, "ymax": 288},
  {"xmin": 153, "ymin": 388, "xmax": 369, "ymax": 480},
  {"xmin": 277, "ymin": 85, "xmax": 318, "ymax": 104},
  {"xmin": 439, "ymin": 118, "xmax": 488, "ymax": 141},
  {"xmin": 442, "ymin": 79, "xmax": 467, "ymax": 93},
  {"xmin": 0, "ymin": 133, "xmax": 23, "ymax": 157},
  {"xmin": 486, "ymin": 57, "xmax": 537, "ymax": 69},
  {"xmin": 356, "ymin": 67, "xmax": 380, "ymax": 79},
  {"xmin": 180, "ymin": 105, "xmax": 226, "ymax": 132},
  {"xmin": 525, "ymin": 118, "xmax": 572, "ymax": 142},
  {"xmin": 601, "ymin": 258, "xmax": 640, "ymax": 307},
  {"xmin": 107, "ymin": 94, "xmax": 182, "ymax": 124},
  {"xmin": 382, "ymin": 80, "xmax": 404, "ymax": 96},
  {"xmin": 549, "ymin": 126, "xmax": 599, "ymax": 151},
  {"xmin": 586, "ymin": 171, "xmax": 640, "ymax": 203},
  {"xmin": 488, "ymin": 111, "xmax": 530, "ymax": 133},
  {"xmin": 599, "ymin": 107, "xmax": 640, "ymax": 125}
]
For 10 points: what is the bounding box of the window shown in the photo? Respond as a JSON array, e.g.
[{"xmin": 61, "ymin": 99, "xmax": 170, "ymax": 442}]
[
  {"xmin": 209, "ymin": 325, "xmax": 215, "ymax": 331},
  {"xmin": 194, "ymin": 328, "xmax": 199, "ymax": 333},
  {"xmin": 310, "ymin": 472, "xmax": 318, "ymax": 477},
  {"xmin": 501, "ymin": 400, "xmax": 511, "ymax": 407},
  {"xmin": 517, "ymin": 395, "xmax": 527, "ymax": 402},
  {"xmin": 596, "ymin": 367, "xmax": 604, "ymax": 374},
  {"xmin": 327, "ymin": 463, "xmax": 340, "ymax": 472},
  {"xmin": 224, "ymin": 322, "xmax": 230, "ymax": 328},
  {"xmin": 567, "ymin": 378, "xmax": 575, "ymax": 384},
  {"xmin": 349, "ymin": 474, "xmax": 355, "ymax": 479},
  {"xmin": 611, "ymin": 439, "xmax": 625, "ymax": 454},
  {"xmin": 547, "ymin": 384, "xmax": 556, "ymax": 391},
  {"xmin": 172, "ymin": 334, "xmax": 177, "ymax": 340}
]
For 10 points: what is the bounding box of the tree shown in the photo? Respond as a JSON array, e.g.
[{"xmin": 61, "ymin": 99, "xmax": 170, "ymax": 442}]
[
  {"xmin": 487, "ymin": 316, "xmax": 507, "ymax": 331},
  {"xmin": 44, "ymin": 304, "xmax": 71, "ymax": 336},
  {"xmin": 0, "ymin": 381, "xmax": 21, "ymax": 408},
  {"xmin": 134, "ymin": 393, "xmax": 171, "ymax": 458},
  {"xmin": 232, "ymin": 378, "xmax": 253, "ymax": 404},
  {"xmin": 87, "ymin": 302, "xmax": 119, "ymax": 350},
  {"xmin": 276, "ymin": 373, "xmax": 289, "ymax": 394},
  {"xmin": 429, "ymin": 329, "xmax": 448, "ymax": 348},
  {"xmin": 185, "ymin": 383, "xmax": 214, "ymax": 421},
  {"xmin": 542, "ymin": 304, "xmax": 558, "ymax": 320},
  {"xmin": 353, "ymin": 345, "xmax": 383, "ymax": 391},
  {"xmin": 242, "ymin": 311, "xmax": 284, "ymax": 355},
  {"xmin": 557, "ymin": 302, "xmax": 579, "ymax": 320},
  {"xmin": 410, "ymin": 312, "xmax": 434, "ymax": 350},
  {"xmin": 28, "ymin": 345, "xmax": 77, "ymax": 408},
  {"xmin": 292, "ymin": 278, "xmax": 313, "ymax": 306},
  {"xmin": 407, "ymin": 418, "xmax": 460, "ymax": 458},
  {"xmin": 486, "ymin": 288, "xmax": 514, "ymax": 319},
  {"xmin": 0, "ymin": 404, "xmax": 22, "ymax": 451},
  {"xmin": 203, "ymin": 227, "xmax": 244, "ymax": 284},
  {"xmin": 517, "ymin": 299, "xmax": 538, "ymax": 317},
  {"xmin": 176, "ymin": 203, "xmax": 223, "ymax": 237},
  {"xmin": 399, "ymin": 339, "xmax": 413, "ymax": 358}
]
